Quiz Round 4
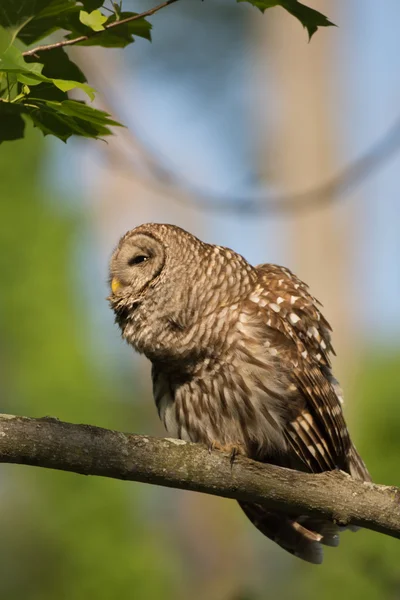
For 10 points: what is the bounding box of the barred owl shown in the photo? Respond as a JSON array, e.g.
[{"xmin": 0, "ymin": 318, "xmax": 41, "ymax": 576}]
[{"xmin": 108, "ymin": 223, "xmax": 370, "ymax": 564}]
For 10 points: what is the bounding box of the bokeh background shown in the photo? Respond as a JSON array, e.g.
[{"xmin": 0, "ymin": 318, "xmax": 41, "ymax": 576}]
[{"xmin": 1, "ymin": 0, "xmax": 400, "ymax": 598}]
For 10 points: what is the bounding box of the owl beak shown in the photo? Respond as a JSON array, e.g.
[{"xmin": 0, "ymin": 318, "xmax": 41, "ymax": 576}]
[{"xmin": 111, "ymin": 277, "xmax": 122, "ymax": 294}]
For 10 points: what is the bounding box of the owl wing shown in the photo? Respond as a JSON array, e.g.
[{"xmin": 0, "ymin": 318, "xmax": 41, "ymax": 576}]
[{"xmin": 251, "ymin": 263, "xmax": 369, "ymax": 479}]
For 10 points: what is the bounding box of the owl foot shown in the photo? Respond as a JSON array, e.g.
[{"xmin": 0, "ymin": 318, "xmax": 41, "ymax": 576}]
[{"xmin": 208, "ymin": 441, "xmax": 244, "ymax": 466}]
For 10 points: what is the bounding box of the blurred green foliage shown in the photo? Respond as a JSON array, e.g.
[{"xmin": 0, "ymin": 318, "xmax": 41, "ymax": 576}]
[{"xmin": 0, "ymin": 128, "xmax": 178, "ymax": 599}]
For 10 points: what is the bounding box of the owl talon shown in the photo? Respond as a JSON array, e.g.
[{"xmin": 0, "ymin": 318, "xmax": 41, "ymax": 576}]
[
  {"xmin": 208, "ymin": 441, "xmax": 243, "ymax": 466},
  {"xmin": 229, "ymin": 446, "xmax": 240, "ymax": 466}
]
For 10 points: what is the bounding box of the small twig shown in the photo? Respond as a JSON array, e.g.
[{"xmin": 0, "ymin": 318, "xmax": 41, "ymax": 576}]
[
  {"xmin": 22, "ymin": 0, "xmax": 179, "ymax": 57},
  {"xmin": 0, "ymin": 413, "xmax": 400, "ymax": 541}
]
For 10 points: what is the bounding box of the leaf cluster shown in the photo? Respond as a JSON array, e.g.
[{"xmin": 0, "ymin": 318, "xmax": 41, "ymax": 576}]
[
  {"xmin": 239, "ymin": 1, "xmax": 334, "ymax": 40},
  {"xmin": 0, "ymin": 0, "xmax": 152, "ymax": 143},
  {"xmin": 0, "ymin": 0, "xmax": 334, "ymax": 144}
]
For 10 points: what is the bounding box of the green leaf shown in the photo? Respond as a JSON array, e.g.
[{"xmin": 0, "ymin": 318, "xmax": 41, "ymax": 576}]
[
  {"xmin": 34, "ymin": 0, "xmax": 77, "ymax": 19},
  {"xmin": 65, "ymin": 11, "xmax": 152, "ymax": 48},
  {"xmin": 25, "ymin": 103, "xmax": 85, "ymax": 140},
  {"xmin": 23, "ymin": 81, "xmax": 67, "ymax": 102},
  {"xmin": 1, "ymin": 67, "xmax": 95, "ymax": 100},
  {"xmin": 0, "ymin": 102, "xmax": 25, "ymax": 142},
  {"xmin": 52, "ymin": 79, "xmax": 95, "ymax": 100},
  {"xmin": 11, "ymin": 70, "xmax": 95, "ymax": 100},
  {"xmin": 24, "ymin": 48, "xmax": 86, "ymax": 102},
  {"xmin": 11, "ymin": 0, "xmax": 79, "ymax": 45},
  {"xmin": 0, "ymin": 42, "xmax": 96, "ymax": 100},
  {"xmin": 0, "ymin": 23, "xmax": 13, "ymax": 54},
  {"xmin": 0, "ymin": 96, "xmax": 121, "ymax": 143},
  {"xmin": 0, "ymin": 39, "xmax": 44, "ymax": 72},
  {"xmin": 80, "ymin": 0, "xmax": 104, "ymax": 10},
  {"xmin": 45, "ymin": 99, "xmax": 122, "ymax": 127},
  {"xmin": 23, "ymin": 98, "xmax": 122, "ymax": 141},
  {"xmin": 238, "ymin": 0, "xmax": 335, "ymax": 39},
  {"xmin": 14, "ymin": 71, "xmax": 46, "ymax": 86},
  {"xmin": 0, "ymin": 0, "xmax": 55, "ymax": 29},
  {"xmin": 25, "ymin": 47, "xmax": 86, "ymax": 83},
  {"xmin": 79, "ymin": 9, "xmax": 107, "ymax": 32}
]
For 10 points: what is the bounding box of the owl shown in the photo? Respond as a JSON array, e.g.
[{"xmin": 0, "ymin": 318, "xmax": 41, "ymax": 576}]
[{"xmin": 108, "ymin": 223, "xmax": 370, "ymax": 564}]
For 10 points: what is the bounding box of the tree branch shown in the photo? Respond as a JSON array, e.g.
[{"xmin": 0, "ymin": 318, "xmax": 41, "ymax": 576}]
[
  {"xmin": 22, "ymin": 0, "xmax": 179, "ymax": 57},
  {"xmin": 0, "ymin": 414, "xmax": 399, "ymax": 539}
]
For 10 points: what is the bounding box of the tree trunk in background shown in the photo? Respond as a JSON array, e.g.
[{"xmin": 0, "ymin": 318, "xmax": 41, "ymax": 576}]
[
  {"xmin": 77, "ymin": 47, "xmax": 258, "ymax": 600},
  {"xmin": 254, "ymin": 1, "xmax": 360, "ymax": 400}
]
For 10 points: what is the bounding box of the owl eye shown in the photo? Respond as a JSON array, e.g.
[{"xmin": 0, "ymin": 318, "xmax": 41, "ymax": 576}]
[{"xmin": 128, "ymin": 255, "xmax": 148, "ymax": 266}]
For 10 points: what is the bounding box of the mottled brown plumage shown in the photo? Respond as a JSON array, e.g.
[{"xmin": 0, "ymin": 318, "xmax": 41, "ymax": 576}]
[{"xmin": 108, "ymin": 223, "xmax": 370, "ymax": 564}]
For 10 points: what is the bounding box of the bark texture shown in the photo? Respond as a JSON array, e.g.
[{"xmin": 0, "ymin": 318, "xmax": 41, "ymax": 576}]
[{"xmin": 0, "ymin": 414, "xmax": 399, "ymax": 539}]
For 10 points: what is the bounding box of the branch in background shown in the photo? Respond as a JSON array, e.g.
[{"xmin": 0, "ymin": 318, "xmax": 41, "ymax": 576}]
[
  {"xmin": 22, "ymin": 0, "xmax": 179, "ymax": 57},
  {"xmin": 106, "ymin": 114, "xmax": 400, "ymax": 216},
  {"xmin": 79, "ymin": 49, "xmax": 400, "ymax": 216},
  {"xmin": 1, "ymin": 414, "xmax": 399, "ymax": 540}
]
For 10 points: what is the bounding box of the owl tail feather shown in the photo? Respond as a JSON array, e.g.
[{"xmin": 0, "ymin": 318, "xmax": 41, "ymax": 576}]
[
  {"xmin": 347, "ymin": 442, "xmax": 372, "ymax": 482},
  {"xmin": 238, "ymin": 502, "xmax": 344, "ymax": 564}
]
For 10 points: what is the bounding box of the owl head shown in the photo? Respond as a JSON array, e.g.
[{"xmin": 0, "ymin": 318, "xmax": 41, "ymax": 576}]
[
  {"xmin": 108, "ymin": 223, "xmax": 254, "ymax": 360},
  {"xmin": 108, "ymin": 224, "xmax": 205, "ymax": 356},
  {"xmin": 109, "ymin": 222, "xmax": 206, "ymax": 298}
]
